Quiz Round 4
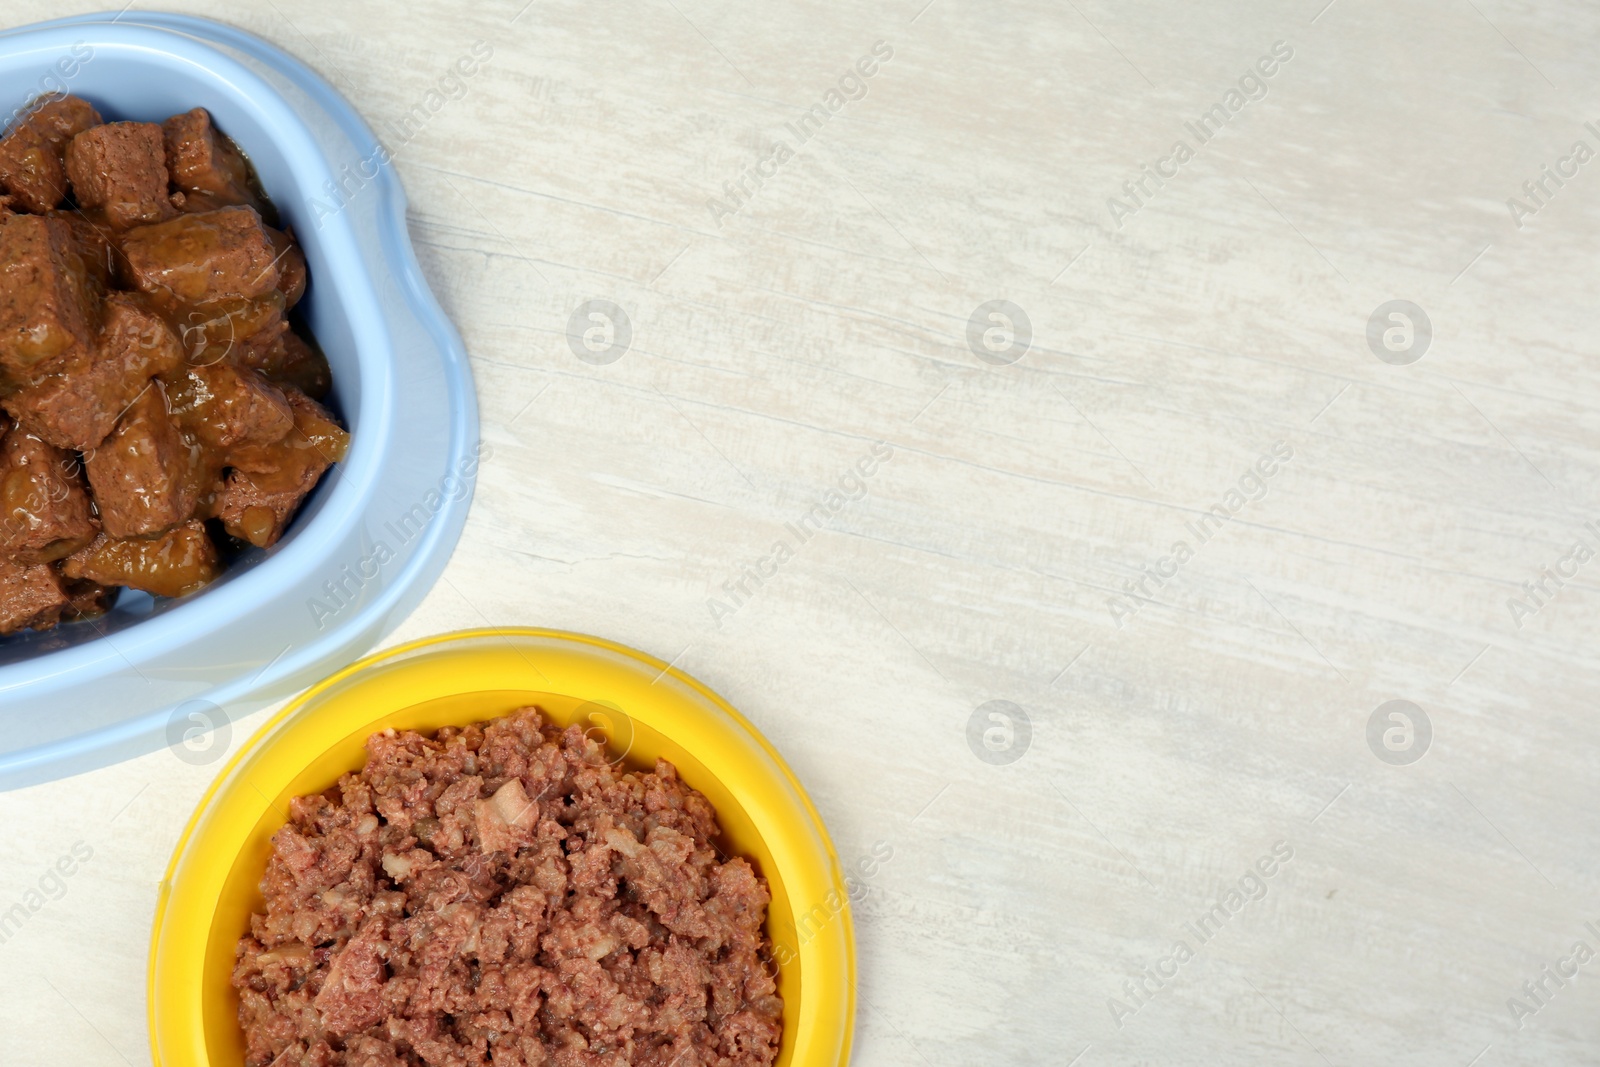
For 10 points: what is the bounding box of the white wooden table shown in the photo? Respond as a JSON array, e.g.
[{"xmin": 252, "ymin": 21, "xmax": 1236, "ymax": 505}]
[{"xmin": 3, "ymin": 1, "xmax": 1598, "ymax": 1063}]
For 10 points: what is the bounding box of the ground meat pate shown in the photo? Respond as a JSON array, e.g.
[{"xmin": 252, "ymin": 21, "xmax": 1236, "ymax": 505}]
[{"xmin": 232, "ymin": 707, "xmax": 784, "ymax": 1067}]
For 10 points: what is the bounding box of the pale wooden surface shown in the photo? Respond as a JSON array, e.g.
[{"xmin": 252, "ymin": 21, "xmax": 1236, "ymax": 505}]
[{"xmin": 3, "ymin": 1, "xmax": 1600, "ymax": 1064}]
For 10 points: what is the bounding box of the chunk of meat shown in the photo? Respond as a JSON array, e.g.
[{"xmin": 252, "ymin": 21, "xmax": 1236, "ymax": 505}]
[
  {"xmin": 243, "ymin": 330, "xmax": 331, "ymax": 400},
  {"xmin": 215, "ymin": 467, "xmax": 314, "ymax": 549},
  {"xmin": 165, "ymin": 361, "xmax": 293, "ymax": 450},
  {"xmin": 227, "ymin": 389, "xmax": 345, "ymax": 473},
  {"xmin": 46, "ymin": 209, "xmax": 118, "ymax": 287},
  {"xmin": 4, "ymin": 292, "xmax": 184, "ymax": 451},
  {"xmin": 475, "ymin": 778, "xmax": 538, "ymax": 855},
  {"xmin": 0, "ymin": 123, "xmax": 67, "ymax": 216},
  {"xmin": 0, "ymin": 95, "xmax": 102, "ymax": 213},
  {"xmin": 62, "ymin": 520, "xmax": 220, "ymax": 598},
  {"xmin": 218, "ymin": 390, "xmax": 347, "ymax": 548},
  {"xmin": 228, "ymin": 312, "xmax": 288, "ymax": 370},
  {"xmin": 266, "ymin": 227, "xmax": 306, "ymax": 309},
  {"xmin": 59, "ymin": 574, "xmax": 118, "ymax": 621},
  {"xmin": 171, "ymin": 290, "xmax": 285, "ymax": 367},
  {"xmin": 0, "ymin": 557, "xmax": 68, "ymax": 633},
  {"xmin": 0, "ymin": 213, "xmax": 101, "ymax": 379},
  {"xmin": 83, "ymin": 382, "xmax": 200, "ymax": 537},
  {"xmin": 162, "ymin": 108, "xmax": 259, "ymax": 208},
  {"xmin": 27, "ymin": 96, "xmax": 106, "ymax": 145},
  {"xmin": 0, "ymin": 425, "xmax": 96, "ymax": 563},
  {"xmin": 170, "ymin": 189, "xmax": 235, "ymax": 215},
  {"xmin": 64, "ymin": 121, "xmax": 177, "ymax": 229},
  {"xmin": 119, "ymin": 206, "xmax": 279, "ymax": 311},
  {"xmin": 311, "ymin": 918, "xmax": 389, "ymax": 1037}
]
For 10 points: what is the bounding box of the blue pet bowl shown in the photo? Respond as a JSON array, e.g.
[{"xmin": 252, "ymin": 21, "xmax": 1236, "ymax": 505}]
[{"xmin": 0, "ymin": 13, "xmax": 478, "ymax": 788}]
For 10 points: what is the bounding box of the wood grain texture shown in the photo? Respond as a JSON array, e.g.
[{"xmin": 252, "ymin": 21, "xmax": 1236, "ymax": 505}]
[{"xmin": 1, "ymin": 1, "xmax": 1598, "ymax": 1064}]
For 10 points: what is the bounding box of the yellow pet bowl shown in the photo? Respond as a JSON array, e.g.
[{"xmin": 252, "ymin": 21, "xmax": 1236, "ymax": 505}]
[{"xmin": 148, "ymin": 628, "xmax": 856, "ymax": 1066}]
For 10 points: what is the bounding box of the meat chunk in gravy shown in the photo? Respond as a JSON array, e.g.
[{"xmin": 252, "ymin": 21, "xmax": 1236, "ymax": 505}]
[
  {"xmin": 0, "ymin": 95, "xmax": 101, "ymax": 214},
  {"xmin": 63, "ymin": 519, "xmax": 220, "ymax": 599},
  {"xmin": 233, "ymin": 709, "xmax": 784, "ymax": 1067},
  {"xmin": 64, "ymin": 121, "xmax": 177, "ymax": 229},
  {"xmin": 119, "ymin": 205, "xmax": 280, "ymax": 309},
  {"xmin": 84, "ymin": 382, "xmax": 200, "ymax": 538},
  {"xmin": 0, "ymin": 557, "xmax": 68, "ymax": 634},
  {"xmin": 0, "ymin": 420, "xmax": 97, "ymax": 563},
  {"xmin": 0, "ymin": 213, "xmax": 101, "ymax": 379},
  {"xmin": 243, "ymin": 330, "xmax": 332, "ymax": 400},
  {"xmin": 4, "ymin": 292, "xmax": 185, "ymax": 452},
  {"xmin": 162, "ymin": 107, "xmax": 260, "ymax": 209},
  {"xmin": 218, "ymin": 390, "xmax": 347, "ymax": 548},
  {"xmin": 165, "ymin": 361, "xmax": 293, "ymax": 452}
]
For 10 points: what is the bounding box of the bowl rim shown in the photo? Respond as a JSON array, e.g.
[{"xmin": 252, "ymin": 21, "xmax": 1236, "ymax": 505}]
[
  {"xmin": 0, "ymin": 13, "xmax": 478, "ymax": 787},
  {"xmin": 148, "ymin": 626, "xmax": 857, "ymax": 1067}
]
